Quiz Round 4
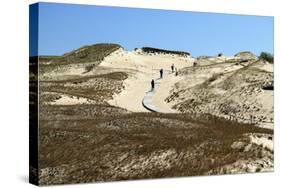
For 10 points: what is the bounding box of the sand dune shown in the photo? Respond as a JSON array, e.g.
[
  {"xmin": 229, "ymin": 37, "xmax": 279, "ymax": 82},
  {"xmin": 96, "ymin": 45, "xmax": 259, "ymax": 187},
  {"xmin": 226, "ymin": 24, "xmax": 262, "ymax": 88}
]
[
  {"xmin": 100, "ymin": 48, "xmax": 195, "ymax": 112},
  {"xmin": 40, "ymin": 47, "xmax": 273, "ymax": 127},
  {"xmin": 37, "ymin": 45, "xmax": 274, "ymax": 184}
]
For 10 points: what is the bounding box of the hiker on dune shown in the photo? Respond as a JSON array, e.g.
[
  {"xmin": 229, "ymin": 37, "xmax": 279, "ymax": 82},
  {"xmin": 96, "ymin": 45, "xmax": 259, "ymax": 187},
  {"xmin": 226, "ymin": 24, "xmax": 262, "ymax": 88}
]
[
  {"xmin": 175, "ymin": 68, "xmax": 178, "ymax": 76},
  {"xmin": 171, "ymin": 64, "xmax": 175, "ymax": 73},
  {"xmin": 160, "ymin": 69, "xmax": 163, "ymax": 79},
  {"xmin": 151, "ymin": 79, "xmax": 155, "ymax": 91}
]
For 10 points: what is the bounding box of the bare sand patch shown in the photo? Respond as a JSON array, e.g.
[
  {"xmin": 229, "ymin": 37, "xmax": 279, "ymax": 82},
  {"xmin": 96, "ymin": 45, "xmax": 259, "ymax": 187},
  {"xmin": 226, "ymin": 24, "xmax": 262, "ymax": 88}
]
[{"xmin": 48, "ymin": 93, "xmax": 95, "ymax": 105}]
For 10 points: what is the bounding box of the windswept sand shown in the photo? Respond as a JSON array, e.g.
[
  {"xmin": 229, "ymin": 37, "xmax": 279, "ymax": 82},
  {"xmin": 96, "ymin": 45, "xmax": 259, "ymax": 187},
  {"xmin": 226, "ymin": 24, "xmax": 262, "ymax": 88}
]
[
  {"xmin": 48, "ymin": 93, "xmax": 95, "ymax": 105},
  {"xmin": 151, "ymin": 71, "xmax": 181, "ymax": 113},
  {"xmin": 99, "ymin": 48, "xmax": 195, "ymax": 112},
  {"xmin": 152, "ymin": 63, "xmax": 246, "ymax": 113},
  {"xmin": 42, "ymin": 48, "xmax": 273, "ymax": 127},
  {"xmin": 99, "ymin": 49, "xmax": 273, "ymax": 124},
  {"xmin": 38, "ymin": 46, "xmax": 274, "ymax": 184},
  {"xmin": 108, "ymin": 71, "xmax": 151, "ymax": 112}
]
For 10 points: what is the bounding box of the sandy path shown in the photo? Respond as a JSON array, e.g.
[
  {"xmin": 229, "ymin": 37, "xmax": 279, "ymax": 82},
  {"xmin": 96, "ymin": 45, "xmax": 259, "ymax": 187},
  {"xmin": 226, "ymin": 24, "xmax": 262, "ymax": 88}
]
[
  {"xmin": 108, "ymin": 71, "xmax": 151, "ymax": 112},
  {"xmin": 151, "ymin": 70, "xmax": 183, "ymax": 113},
  {"xmin": 99, "ymin": 48, "xmax": 194, "ymax": 112},
  {"xmin": 143, "ymin": 71, "xmax": 178, "ymax": 113},
  {"xmin": 108, "ymin": 69, "xmax": 177, "ymax": 112},
  {"xmin": 142, "ymin": 78, "xmax": 161, "ymax": 112}
]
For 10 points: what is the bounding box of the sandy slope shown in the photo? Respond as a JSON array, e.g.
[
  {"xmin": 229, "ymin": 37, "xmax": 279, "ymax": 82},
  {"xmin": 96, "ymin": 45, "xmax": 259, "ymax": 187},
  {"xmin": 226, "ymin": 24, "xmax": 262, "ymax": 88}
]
[
  {"xmin": 108, "ymin": 71, "xmax": 151, "ymax": 112},
  {"xmin": 153, "ymin": 62, "xmax": 246, "ymax": 114},
  {"xmin": 151, "ymin": 71, "xmax": 181, "ymax": 113},
  {"xmin": 99, "ymin": 48, "xmax": 195, "ymax": 112},
  {"xmin": 42, "ymin": 47, "xmax": 273, "ymax": 127},
  {"xmin": 38, "ymin": 46, "xmax": 274, "ymax": 183},
  {"xmin": 99, "ymin": 49, "xmax": 273, "ymax": 127},
  {"xmin": 164, "ymin": 60, "xmax": 273, "ymax": 129}
]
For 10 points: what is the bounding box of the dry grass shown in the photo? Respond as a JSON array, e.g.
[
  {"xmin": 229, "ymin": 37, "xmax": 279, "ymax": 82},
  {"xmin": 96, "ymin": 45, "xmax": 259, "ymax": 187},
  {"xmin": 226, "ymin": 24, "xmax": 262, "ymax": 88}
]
[
  {"xmin": 53, "ymin": 43, "xmax": 121, "ymax": 65},
  {"xmin": 168, "ymin": 60, "xmax": 273, "ymax": 123},
  {"xmin": 39, "ymin": 106, "xmax": 272, "ymax": 185},
  {"xmin": 36, "ymin": 57, "xmax": 273, "ymax": 185},
  {"xmin": 39, "ymin": 72, "xmax": 128, "ymax": 104}
]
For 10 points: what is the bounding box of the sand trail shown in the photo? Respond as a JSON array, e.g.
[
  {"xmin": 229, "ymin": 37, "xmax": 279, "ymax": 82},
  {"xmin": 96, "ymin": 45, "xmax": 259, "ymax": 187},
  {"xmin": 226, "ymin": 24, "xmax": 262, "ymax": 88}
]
[
  {"xmin": 100, "ymin": 49, "xmax": 194, "ymax": 112},
  {"xmin": 142, "ymin": 70, "xmax": 178, "ymax": 113}
]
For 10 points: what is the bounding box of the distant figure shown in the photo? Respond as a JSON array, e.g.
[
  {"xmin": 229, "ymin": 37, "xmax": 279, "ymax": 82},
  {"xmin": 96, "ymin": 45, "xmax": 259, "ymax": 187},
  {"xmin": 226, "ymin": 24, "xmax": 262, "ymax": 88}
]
[
  {"xmin": 160, "ymin": 69, "xmax": 163, "ymax": 79},
  {"xmin": 171, "ymin": 64, "xmax": 175, "ymax": 72},
  {"xmin": 175, "ymin": 68, "xmax": 178, "ymax": 76},
  {"xmin": 151, "ymin": 79, "xmax": 155, "ymax": 91},
  {"xmin": 193, "ymin": 61, "xmax": 197, "ymax": 67}
]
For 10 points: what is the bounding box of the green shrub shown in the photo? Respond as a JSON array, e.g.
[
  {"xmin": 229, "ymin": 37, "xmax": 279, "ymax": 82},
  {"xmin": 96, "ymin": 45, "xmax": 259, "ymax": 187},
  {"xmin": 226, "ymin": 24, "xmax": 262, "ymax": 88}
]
[
  {"xmin": 84, "ymin": 64, "xmax": 94, "ymax": 73},
  {"xmin": 259, "ymin": 52, "xmax": 274, "ymax": 63}
]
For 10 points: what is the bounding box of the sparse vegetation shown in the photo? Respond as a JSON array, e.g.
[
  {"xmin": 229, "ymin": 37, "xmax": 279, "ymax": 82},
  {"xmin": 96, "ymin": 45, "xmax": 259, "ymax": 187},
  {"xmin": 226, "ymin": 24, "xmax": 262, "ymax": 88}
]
[
  {"xmin": 259, "ymin": 52, "xmax": 274, "ymax": 63},
  {"xmin": 39, "ymin": 108, "xmax": 272, "ymax": 185},
  {"xmin": 168, "ymin": 60, "xmax": 273, "ymax": 124},
  {"xmin": 39, "ymin": 56, "xmax": 60, "ymax": 63},
  {"xmin": 84, "ymin": 64, "xmax": 94, "ymax": 73},
  {"xmin": 208, "ymin": 73, "xmax": 222, "ymax": 83},
  {"xmin": 234, "ymin": 51, "xmax": 257, "ymax": 60},
  {"xmin": 142, "ymin": 47, "xmax": 190, "ymax": 56},
  {"xmin": 39, "ymin": 72, "xmax": 128, "ymax": 104},
  {"xmin": 35, "ymin": 44, "xmax": 274, "ymax": 185},
  {"xmin": 52, "ymin": 43, "xmax": 121, "ymax": 65}
]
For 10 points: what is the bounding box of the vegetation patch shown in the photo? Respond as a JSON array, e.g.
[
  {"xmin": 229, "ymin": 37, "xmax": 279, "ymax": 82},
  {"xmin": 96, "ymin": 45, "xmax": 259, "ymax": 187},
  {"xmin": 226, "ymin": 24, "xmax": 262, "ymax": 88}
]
[
  {"xmin": 259, "ymin": 52, "xmax": 274, "ymax": 63},
  {"xmin": 39, "ymin": 109, "xmax": 272, "ymax": 185},
  {"xmin": 141, "ymin": 47, "xmax": 190, "ymax": 56}
]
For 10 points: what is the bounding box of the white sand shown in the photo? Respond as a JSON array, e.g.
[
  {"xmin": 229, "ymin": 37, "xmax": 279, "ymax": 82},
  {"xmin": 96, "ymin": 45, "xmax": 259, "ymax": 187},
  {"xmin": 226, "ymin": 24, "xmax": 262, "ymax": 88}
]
[
  {"xmin": 108, "ymin": 71, "xmax": 151, "ymax": 112},
  {"xmin": 154, "ymin": 63, "xmax": 244, "ymax": 111},
  {"xmin": 98, "ymin": 48, "xmax": 273, "ymax": 122},
  {"xmin": 49, "ymin": 94, "xmax": 94, "ymax": 105},
  {"xmin": 99, "ymin": 49, "xmax": 195, "ymax": 112},
  {"xmin": 152, "ymin": 72, "xmax": 182, "ymax": 113}
]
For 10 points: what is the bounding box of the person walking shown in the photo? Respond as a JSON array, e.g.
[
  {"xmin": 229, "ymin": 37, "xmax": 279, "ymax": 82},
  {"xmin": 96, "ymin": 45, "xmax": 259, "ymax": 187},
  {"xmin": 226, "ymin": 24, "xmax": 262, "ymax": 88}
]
[
  {"xmin": 171, "ymin": 64, "xmax": 174, "ymax": 73},
  {"xmin": 160, "ymin": 69, "xmax": 163, "ymax": 79},
  {"xmin": 151, "ymin": 79, "xmax": 155, "ymax": 91}
]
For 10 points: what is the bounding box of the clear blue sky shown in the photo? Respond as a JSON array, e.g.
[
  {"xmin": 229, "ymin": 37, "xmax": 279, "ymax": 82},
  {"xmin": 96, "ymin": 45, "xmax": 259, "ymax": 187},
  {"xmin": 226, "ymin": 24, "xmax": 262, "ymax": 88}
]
[{"xmin": 31, "ymin": 2, "xmax": 274, "ymax": 57}]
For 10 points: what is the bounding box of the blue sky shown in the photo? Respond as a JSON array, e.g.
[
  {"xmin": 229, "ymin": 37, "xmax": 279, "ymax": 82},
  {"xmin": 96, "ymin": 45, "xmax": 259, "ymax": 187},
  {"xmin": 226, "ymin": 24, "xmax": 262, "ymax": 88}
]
[{"xmin": 31, "ymin": 2, "xmax": 274, "ymax": 57}]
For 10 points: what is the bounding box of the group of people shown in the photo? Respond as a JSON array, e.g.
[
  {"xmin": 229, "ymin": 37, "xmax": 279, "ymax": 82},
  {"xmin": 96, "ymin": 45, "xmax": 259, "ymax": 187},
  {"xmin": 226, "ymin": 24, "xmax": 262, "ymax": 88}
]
[{"xmin": 151, "ymin": 64, "xmax": 178, "ymax": 91}]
